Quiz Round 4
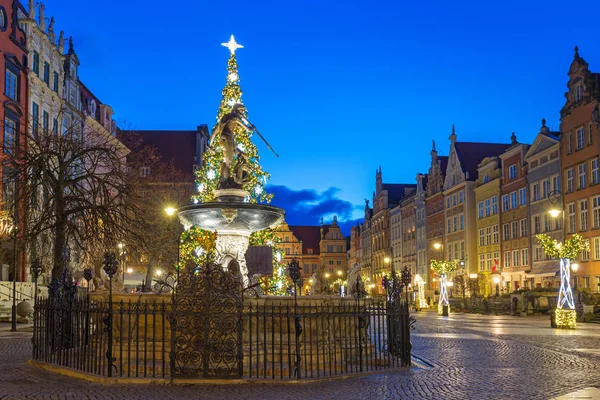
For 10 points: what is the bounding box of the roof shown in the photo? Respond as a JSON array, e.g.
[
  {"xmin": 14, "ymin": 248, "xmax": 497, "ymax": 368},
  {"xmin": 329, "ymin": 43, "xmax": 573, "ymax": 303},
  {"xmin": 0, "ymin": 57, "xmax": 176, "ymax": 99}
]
[
  {"xmin": 382, "ymin": 183, "xmax": 417, "ymax": 205},
  {"xmin": 289, "ymin": 225, "xmax": 322, "ymax": 255},
  {"xmin": 454, "ymin": 142, "xmax": 512, "ymax": 181},
  {"xmin": 439, "ymin": 156, "xmax": 449, "ymax": 174},
  {"xmin": 131, "ymin": 130, "xmax": 201, "ymax": 178}
]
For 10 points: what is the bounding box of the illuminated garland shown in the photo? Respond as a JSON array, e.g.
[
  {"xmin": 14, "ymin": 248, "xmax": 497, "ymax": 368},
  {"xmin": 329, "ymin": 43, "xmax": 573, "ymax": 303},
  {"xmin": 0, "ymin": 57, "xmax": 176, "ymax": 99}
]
[
  {"xmin": 536, "ymin": 233, "xmax": 590, "ymax": 260},
  {"xmin": 178, "ymin": 227, "xmax": 217, "ymax": 268},
  {"xmin": 430, "ymin": 259, "xmax": 459, "ymax": 275},
  {"xmin": 249, "ymin": 228, "xmax": 288, "ymax": 295},
  {"xmin": 430, "ymin": 260, "xmax": 458, "ymax": 315}
]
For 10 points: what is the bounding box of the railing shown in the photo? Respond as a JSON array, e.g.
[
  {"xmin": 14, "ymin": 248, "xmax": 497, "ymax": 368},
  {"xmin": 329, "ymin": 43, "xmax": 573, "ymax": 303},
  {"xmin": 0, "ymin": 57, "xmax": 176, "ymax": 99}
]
[
  {"xmin": 245, "ymin": 300, "xmax": 410, "ymax": 379},
  {"xmin": 33, "ymin": 297, "xmax": 171, "ymax": 379},
  {"xmin": 0, "ymin": 282, "xmax": 35, "ymax": 301},
  {"xmin": 33, "ymin": 295, "xmax": 412, "ymax": 380}
]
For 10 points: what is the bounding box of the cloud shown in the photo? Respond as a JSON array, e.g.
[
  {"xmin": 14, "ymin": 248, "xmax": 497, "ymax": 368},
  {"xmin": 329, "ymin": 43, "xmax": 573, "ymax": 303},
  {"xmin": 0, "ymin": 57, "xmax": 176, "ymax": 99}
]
[{"xmin": 267, "ymin": 185, "xmax": 363, "ymax": 236}]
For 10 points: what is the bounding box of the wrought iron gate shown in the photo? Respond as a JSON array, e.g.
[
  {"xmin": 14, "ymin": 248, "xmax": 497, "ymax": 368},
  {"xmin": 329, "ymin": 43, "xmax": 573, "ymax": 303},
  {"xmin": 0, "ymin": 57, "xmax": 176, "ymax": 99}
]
[{"xmin": 172, "ymin": 264, "xmax": 244, "ymax": 378}]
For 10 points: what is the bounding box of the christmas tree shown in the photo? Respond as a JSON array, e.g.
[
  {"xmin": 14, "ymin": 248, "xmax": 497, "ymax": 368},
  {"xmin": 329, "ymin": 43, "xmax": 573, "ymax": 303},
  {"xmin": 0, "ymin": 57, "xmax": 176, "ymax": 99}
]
[
  {"xmin": 192, "ymin": 35, "xmax": 272, "ymax": 204},
  {"xmin": 181, "ymin": 35, "xmax": 287, "ymax": 294}
]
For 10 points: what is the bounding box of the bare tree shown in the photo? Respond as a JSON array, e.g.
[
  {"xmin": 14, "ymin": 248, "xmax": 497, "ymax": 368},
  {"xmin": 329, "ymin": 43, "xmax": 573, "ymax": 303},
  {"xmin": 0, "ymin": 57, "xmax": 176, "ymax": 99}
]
[
  {"xmin": 117, "ymin": 130, "xmax": 191, "ymax": 292},
  {"xmin": 2, "ymin": 110, "xmax": 142, "ymax": 280}
]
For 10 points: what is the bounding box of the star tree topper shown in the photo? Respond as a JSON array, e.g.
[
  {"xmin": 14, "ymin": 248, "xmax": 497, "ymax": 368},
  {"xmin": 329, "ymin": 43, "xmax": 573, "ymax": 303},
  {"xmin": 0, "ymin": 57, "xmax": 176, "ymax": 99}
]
[{"xmin": 222, "ymin": 35, "xmax": 244, "ymax": 55}]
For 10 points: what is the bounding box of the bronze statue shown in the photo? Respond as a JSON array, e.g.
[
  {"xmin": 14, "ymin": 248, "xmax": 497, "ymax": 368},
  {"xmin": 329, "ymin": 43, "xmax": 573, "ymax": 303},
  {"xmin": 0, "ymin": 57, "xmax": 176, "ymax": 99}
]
[
  {"xmin": 210, "ymin": 103, "xmax": 278, "ymax": 190},
  {"xmin": 210, "ymin": 104, "xmax": 253, "ymax": 188}
]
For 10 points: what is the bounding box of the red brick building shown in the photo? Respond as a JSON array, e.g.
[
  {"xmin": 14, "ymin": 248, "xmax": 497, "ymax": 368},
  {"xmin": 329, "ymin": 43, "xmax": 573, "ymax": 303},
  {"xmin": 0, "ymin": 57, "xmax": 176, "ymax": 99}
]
[
  {"xmin": 425, "ymin": 143, "xmax": 448, "ymax": 292},
  {"xmin": 0, "ymin": 0, "xmax": 28, "ymax": 279},
  {"xmin": 499, "ymin": 134, "xmax": 530, "ymax": 291},
  {"xmin": 559, "ymin": 47, "xmax": 600, "ymax": 291}
]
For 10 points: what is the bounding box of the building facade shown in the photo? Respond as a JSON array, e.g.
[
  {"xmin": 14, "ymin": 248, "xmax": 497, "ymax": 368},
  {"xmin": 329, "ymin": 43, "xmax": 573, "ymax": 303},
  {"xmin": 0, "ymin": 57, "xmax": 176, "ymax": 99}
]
[
  {"xmin": 425, "ymin": 142, "xmax": 447, "ymax": 292},
  {"xmin": 0, "ymin": 0, "xmax": 27, "ymax": 280},
  {"xmin": 524, "ymin": 121, "xmax": 562, "ymax": 288},
  {"xmin": 559, "ymin": 47, "xmax": 600, "ymax": 292},
  {"xmin": 474, "ymin": 155, "xmax": 502, "ymax": 295},
  {"xmin": 415, "ymin": 173, "xmax": 428, "ymax": 280}
]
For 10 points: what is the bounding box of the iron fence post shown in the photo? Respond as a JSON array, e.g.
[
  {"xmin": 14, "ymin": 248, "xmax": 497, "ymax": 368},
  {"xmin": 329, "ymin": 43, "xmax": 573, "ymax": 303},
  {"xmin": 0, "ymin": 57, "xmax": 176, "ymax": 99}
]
[{"xmin": 103, "ymin": 252, "xmax": 118, "ymax": 377}]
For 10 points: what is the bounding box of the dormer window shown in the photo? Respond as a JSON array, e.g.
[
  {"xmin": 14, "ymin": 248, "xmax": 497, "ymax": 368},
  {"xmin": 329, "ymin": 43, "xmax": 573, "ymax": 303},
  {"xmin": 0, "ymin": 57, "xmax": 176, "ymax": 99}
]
[
  {"xmin": 483, "ymin": 175, "xmax": 491, "ymax": 183},
  {"xmin": 575, "ymin": 84, "xmax": 583, "ymax": 102}
]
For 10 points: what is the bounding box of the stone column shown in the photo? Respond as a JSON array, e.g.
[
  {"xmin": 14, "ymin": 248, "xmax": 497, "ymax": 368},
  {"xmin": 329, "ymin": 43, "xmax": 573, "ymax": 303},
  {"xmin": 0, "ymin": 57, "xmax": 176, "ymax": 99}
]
[{"xmin": 214, "ymin": 233, "xmax": 250, "ymax": 287}]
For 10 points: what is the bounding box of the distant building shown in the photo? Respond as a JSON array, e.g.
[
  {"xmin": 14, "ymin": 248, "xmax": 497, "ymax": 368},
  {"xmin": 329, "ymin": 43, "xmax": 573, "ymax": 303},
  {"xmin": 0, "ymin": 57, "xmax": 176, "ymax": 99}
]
[
  {"xmin": 474, "ymin": 154, "xmax": 502, "ymax": 296},
  {"xmin": 129, "ymin": 128, "xmax": 209, "ymax": 195},
  {"xmin": 524, "ymin": 121, "xmax": 562, "ymax": 288},
  {"xmin": 415, "ymin": 173, "xmax": 428, "ymax": 282},
  {"xmin": 559, "ymin": 47, "xmax": 600, "ymax": 291},
  {"xmin": 442, "ymin": 126, "xmax": 511, "ymax": 278},
  {"xmin": 275, "ymin": 217, "xmax": 349, "ymax": 293},
  {"xmin": 425, "ymin": 142, "xmax": 448, "ymax": 293}
]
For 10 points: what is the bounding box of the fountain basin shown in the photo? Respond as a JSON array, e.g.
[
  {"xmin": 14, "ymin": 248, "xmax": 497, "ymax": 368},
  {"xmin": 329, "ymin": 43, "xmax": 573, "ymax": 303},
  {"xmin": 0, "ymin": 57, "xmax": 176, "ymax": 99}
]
[{"xmin": 178, "ymin": 202, "xmax": 284, "ymax": 234}]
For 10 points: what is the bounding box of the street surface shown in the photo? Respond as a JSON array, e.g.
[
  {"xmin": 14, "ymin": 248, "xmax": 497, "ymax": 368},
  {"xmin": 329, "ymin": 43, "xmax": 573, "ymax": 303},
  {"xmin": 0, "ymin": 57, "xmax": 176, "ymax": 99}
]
[{"xmin": 1, "ymin": 312, "xmax": 599, "ymax": 399}]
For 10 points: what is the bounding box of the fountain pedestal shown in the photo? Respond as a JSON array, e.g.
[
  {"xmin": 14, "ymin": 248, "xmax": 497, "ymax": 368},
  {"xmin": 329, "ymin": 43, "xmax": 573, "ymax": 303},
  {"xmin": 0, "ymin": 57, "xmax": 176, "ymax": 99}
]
[{"xmin": 178, "ymin": 189, "xmax": 284, "ymax": 286}]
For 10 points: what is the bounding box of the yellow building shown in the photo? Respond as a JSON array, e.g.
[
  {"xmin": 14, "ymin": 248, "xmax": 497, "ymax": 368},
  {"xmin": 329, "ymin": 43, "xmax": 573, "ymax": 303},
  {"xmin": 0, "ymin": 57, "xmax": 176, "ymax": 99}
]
[
  {"xmin": 274, "ymin": 217, "xmax": 348, "ymax": 293},
  {"xmin": 474, "ymin": 156, "xmax": 503, "ymax": 296},
  {"xmin": 274, "ymin": 222, "xmax": 320, "ymax": 281}
]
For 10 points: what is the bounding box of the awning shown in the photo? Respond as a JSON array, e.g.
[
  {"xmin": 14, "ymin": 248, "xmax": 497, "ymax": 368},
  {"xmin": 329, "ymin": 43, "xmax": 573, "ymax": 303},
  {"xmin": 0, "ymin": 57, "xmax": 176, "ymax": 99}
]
[{"xmin": 527, "ymin": 262, "xmax": 559, "ymax": 277}]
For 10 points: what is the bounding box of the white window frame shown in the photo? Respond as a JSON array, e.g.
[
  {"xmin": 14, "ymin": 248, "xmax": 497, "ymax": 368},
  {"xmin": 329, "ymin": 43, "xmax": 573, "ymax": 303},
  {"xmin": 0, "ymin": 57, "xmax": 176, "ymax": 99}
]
[{"xmin": 509, "ymin": 164, "xmax": 517, "ymax": 179}]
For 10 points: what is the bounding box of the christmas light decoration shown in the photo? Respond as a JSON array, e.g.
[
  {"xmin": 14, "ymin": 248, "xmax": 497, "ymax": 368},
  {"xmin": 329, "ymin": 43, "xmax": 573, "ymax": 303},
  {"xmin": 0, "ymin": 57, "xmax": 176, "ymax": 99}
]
[
  {"xmin": 180, "ymin": 35, "xmax": 285, "ymax": 292},
  {"xmin": 430, "ymin": 260, "xmax": 459, "ymax": 315},
  {"xmin": 537, "ymin": 233, "xmax": 589, "ymax": 329}
]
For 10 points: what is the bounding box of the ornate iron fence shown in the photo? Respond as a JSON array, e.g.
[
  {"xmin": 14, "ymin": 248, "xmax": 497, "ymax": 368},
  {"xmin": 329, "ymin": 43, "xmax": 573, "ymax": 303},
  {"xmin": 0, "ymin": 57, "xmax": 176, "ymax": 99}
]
[{"xmin": 32, "ymin": 264, "xmax": 413, "ymax": 381}]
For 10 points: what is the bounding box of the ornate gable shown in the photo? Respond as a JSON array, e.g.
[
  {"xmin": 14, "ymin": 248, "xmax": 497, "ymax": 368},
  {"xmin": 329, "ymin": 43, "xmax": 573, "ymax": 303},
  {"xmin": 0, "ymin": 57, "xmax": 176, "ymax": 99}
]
[{"xmin": 443, "ymin": 144, "xmax": 465, "ymax": 190}]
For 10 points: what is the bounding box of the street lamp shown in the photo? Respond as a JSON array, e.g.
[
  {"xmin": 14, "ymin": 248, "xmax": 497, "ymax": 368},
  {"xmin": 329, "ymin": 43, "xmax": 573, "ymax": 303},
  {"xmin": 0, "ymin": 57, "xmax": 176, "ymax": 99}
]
[
  {"xmin": 336, "ymin": 270, "xmax": 343, "ymax": 277},
  {"xmin": 9, "ymin": 216, "xmax": 17, "ymax": 332},
  {"xmin": 164, "ymin": 206, "xmax": 180, "ymax": 290},
  {"xmin": 571, "ymin": 263, "xmax": 579, "ymax": 291},
  {"xmin": 493, "ymin": 276, "xmax": 500, "ymax": 297},
  {"xmin": 118, "ymin": 243, "xmax": 126, "ymax": 292}
]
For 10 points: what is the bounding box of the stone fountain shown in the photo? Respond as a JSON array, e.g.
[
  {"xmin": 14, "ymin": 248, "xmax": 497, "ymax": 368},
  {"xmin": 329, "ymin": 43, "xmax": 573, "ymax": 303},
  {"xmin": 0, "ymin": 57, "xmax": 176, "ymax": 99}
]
[{"xmin": 177, "ymin": 104, "xmax": 284, "ymax": 286}]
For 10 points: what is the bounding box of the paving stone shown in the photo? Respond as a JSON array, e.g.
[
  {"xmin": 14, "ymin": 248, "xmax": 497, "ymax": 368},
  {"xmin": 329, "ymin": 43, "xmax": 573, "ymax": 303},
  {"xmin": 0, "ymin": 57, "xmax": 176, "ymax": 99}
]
[{"xmin": 0, "ymin": 314, "xmax": 598, "ymax": 399}]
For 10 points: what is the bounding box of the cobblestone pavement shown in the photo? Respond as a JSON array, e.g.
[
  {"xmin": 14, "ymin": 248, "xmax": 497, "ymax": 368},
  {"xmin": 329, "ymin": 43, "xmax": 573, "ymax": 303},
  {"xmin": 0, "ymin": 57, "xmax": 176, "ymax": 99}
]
[{"xmin": 0, "ymin": 314, "xmax": 599, "ymax": 400}]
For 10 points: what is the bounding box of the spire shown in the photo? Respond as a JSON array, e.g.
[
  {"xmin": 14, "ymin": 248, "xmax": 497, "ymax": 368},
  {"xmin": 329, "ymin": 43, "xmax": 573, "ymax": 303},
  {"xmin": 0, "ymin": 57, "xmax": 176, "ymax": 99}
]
[
  {"xmin": 430, "ymin": 139, "xmax": 438, "ymax": 161},
  {"xmin": 449, "ymin": 124, "xmax": 457, "ymax": 143},
  {"xmin": 541, "ymin": 118, "xmax": 546, "ymax": 127},
  {"xmin": 574, "ymin": 45, "xmax": 579, "ymax": 59},
  {"xmin": 68, "ymin": 36, "xmax": 74, "ymax": 55}
]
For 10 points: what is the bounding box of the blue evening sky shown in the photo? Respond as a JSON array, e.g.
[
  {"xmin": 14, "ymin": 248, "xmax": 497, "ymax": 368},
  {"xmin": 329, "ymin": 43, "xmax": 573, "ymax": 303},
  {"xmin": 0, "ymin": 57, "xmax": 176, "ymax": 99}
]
[{"xmin": 44, "ymin": 0, "xmax": 600, "ymax": 233}]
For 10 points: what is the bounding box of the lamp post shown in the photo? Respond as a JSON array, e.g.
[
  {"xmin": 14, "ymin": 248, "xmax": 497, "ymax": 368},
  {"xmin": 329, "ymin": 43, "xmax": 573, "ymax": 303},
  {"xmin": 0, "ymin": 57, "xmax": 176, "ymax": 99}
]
[
  {"xmin": 118, "ymin": 243, "xmax": 126, "ymax": 292},
  {"xmin": 10, "ymin": 217, "xmax": 17, "ymax": 332},
  {"xmin": 165, "ymin": 206, "xmax": 180, "ymax": 290},
  {"xmin": 571, "ymin": 263, "xmax": 579, "ymax": 291},
  {"xmin": 30, "ymin": 259, "xmax": 42, "ymax": 307},
  {"xmin": 433, "ymin": 242, "xmax": 443, "ymax": 298},
  {"xmin": 469, "ymin": 273, "xmax": 478, "ymax": 297},
  {"xmin": 493, "ymin": 276, "xmax": 500, "ymax": 297},
  {"xmin": 103, "ymin": 251, "xmax": 118, "ymax": 378}
]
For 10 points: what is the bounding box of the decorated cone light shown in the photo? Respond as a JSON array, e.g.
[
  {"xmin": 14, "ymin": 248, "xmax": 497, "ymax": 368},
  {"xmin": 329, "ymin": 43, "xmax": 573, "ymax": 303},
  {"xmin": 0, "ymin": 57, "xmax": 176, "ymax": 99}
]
[
  {"xmin": 536, "ymin": 233, "xmax": 589, "ymax": 329},
  {"xmin": 430, "ymin": 259, "xmax": 459, "ymax": 316}
]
